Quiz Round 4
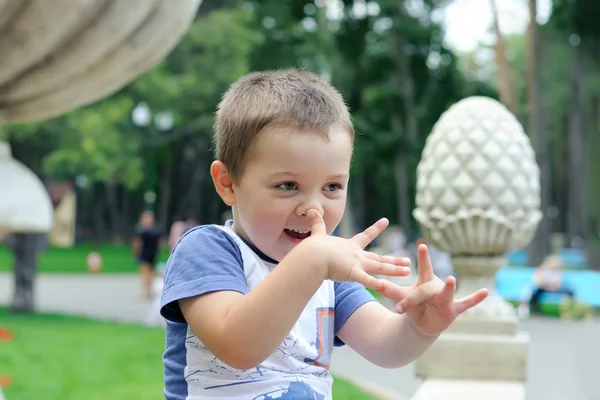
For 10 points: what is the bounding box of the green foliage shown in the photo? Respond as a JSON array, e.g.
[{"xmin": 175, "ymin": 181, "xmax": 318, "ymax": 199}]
[
  {"xmin": 549, "ymin": 0, "xmax": 600, "ymax": 42},
  {"xmin": 44, "ymin": 97, "xmax": 144, "ymax": 189},
  {"xmin": 132, "ymin": 7, "xmax": 263, "ymax": 127}
]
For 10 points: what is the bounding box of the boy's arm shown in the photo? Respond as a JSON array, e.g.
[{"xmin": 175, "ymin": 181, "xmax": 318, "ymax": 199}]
[
  {"xmin": 168, "ymin": 215, "xmax": 406, "ymax": 371},
  {"xmin": 179, "ymin": 242, "xmax": 326, "ymax": 370},
  {"xmin": 337, "ymin": 301, "xmax": 438, "ymax": 368}
]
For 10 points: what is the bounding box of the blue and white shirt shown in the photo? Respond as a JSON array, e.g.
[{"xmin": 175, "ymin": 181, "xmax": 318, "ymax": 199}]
[{"xmin": 160, "ymin": 222, "xmax": 376, "ymax": 400}]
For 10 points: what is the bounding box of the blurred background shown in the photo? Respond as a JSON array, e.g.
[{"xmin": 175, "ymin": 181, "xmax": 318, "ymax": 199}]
[
  {"xmin": 2, "ymin": 0, "xmax": 600, "ymax": 399},
  {"xmin": 5, "ymin": 0, "xmax": 596, "ymax": 258}
]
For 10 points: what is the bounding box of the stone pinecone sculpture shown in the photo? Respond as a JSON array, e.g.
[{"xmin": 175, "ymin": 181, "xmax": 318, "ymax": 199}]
[{"xmin": 413, "ymin": 96, "xmax": 542, "ymax": 255}]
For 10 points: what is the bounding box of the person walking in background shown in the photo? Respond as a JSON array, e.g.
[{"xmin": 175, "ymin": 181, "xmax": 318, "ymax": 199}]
[
  {"xmin": 168, "ymin": 215, "xmax": 198, "ymax": 252},
  {"xmin": 133, "ymin": 211, "xmax": 163, "ymax": 299},
  {"xmin": 184, "ymin": 216, "xmax": 198, "ymax": 232},
  {"xmin": 168, "ymin": 220, "xmax": 187, "ymax": 252}
]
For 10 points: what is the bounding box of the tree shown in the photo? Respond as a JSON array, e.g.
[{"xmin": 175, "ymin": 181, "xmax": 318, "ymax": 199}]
[
  {"xmin": 548, "ymin": 0, "xmax": 600, "ymax": 268},
  {"xmin": 527, "ymin": 0, "xmax": 552, "ymax": 266},
  {"xmin": 490, "ymin": 0, "xmax": 516, "ymax": 112}
]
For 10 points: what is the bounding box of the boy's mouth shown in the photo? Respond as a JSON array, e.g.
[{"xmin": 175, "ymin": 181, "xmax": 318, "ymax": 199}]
[{"xmin": 284, "ymin": 229, "xmax": 311, "ymax": 241}]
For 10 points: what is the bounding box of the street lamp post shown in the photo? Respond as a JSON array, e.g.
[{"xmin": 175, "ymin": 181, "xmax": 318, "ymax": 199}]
[{"xmin": 131, "ymin": 102, "xmax": 173, "ymax": 212}]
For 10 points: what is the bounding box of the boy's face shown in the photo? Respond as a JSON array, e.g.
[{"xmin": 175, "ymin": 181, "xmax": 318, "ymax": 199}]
[{"xmin": 219, "ymin": 126, "xmax": 352, "ymax": 262}]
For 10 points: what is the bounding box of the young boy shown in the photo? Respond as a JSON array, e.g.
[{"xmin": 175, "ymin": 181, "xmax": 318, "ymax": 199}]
[{"xmin": 160, "ymin": 69, "xmax": 488, "ymax": 399}]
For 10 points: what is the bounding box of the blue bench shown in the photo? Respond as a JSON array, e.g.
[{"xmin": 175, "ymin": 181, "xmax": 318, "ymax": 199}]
[
  {"xmin": 495, "ymin": 266, "xmax": 600, "ymax": 307},
  {"xmin": 505, "ymin": 248, "xmax": 586, "ymax": 269}
]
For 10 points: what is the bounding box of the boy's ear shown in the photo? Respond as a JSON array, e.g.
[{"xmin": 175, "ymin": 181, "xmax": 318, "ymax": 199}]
[{"xmin": 210, "ymin": 161, "xmax": 236, "ymax": 206}]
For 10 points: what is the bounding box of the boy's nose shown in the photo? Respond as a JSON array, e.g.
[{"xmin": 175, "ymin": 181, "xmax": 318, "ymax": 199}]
[{"xmin": 297, "ymin": 201, "xmax": 324, "ymax": 219}]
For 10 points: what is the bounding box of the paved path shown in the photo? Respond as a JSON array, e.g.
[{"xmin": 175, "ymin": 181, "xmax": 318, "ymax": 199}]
[{"xmin": 1, "ymin": 272, "xmax": 599, "ymax": 400}]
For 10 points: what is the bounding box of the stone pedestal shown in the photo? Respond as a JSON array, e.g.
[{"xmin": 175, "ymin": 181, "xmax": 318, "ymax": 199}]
[
  {"xmin": 411, "ymin": 96, "xmax": 539, "ymax": 400},
  {"xmin": 415, "ymin": 331, "xmax": 528, "ymax": 381},
  {"xmin": 411, "ymin": 379, "xmax": 525, "ymax": 400},
  {"xmin": 414, "ymin": 257, "xmax": 528, "ymax": 398}
]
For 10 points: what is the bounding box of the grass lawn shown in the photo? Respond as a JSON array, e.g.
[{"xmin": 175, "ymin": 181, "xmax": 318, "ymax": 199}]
[
  {"xmin": 366, "ymin": 287, "xmax": 384, "ymax": 301},
  {"xmin": 0, "ymin": 244, "xmax": 171, "ymax": 274},
  {"xmin": 0, "ymin": 308, "xmax": 379, "ymax": 400}
]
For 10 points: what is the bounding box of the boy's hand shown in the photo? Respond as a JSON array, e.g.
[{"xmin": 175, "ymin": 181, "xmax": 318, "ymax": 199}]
[
  {"xmin": 377, "ymin": 244, "xmax": 489, "ymax": 337},
  {"xmin": 304, "ymin": 209, "xmax": 411, "ymax": 291}
]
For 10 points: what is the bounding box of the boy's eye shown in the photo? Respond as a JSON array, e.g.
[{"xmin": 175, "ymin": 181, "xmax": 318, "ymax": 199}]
[
  {"xmin": 324, "ymin": 183, "xmax": 342, "ymax": 192},
  {"xmin": 277, "ymin": 182, "xmax": 298, "ymax": 191}
]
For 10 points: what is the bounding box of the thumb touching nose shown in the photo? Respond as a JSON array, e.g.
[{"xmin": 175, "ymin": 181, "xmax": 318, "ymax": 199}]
[{"xmin": 307, "ymin": 209, "xmax": 327, "ymax": 236}]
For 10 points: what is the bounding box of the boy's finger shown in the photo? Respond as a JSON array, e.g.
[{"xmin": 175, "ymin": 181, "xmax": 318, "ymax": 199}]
[
  {"xmin": 364, "ymin": 252, "xmax": 412, "ymax": 267},
  {"xmin": 454, "ymin": 288, "xmax": 489, "ymax": 315},
  {"xmin": 374, "ymin": 279, "xmax": 409, "ymax": 303},
  {"xmin": 397, "ymin": 279, "xmax": 443, "ymax": 313},
  {"xmin": 350, "ymin": 269, "xmax": 384, "ymax": 292},
  {"xmin": 307, "ymin": 209, "xmax": 327, "ymax": 236},
  {"xmin": 363, "ymin": 259, "xmax": 411, "ymax": 277},
  {"xmin": 351, "ymin": 218, "xmax": 389, "ymax": 248},
  {"xmin": 436, "ymin": 276, "xmax": 457, "ymax": 303},
  {"xmin": 416, "ymin": 244, "xmax": 436, "ymax": 283}
]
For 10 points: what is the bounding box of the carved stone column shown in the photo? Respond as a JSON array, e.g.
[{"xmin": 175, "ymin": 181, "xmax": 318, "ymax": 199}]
[
  {"xmin": 0, "ymin": 0, "xmax": 202, "ymax": 124},
  {"xmin": 411, "ymin": 96, "xmax": 542, "ymax": 398},
  {"xmin": 0, "ymin": 142, "xmax": 53, "ymax": 233},
  {"xmin": 0, "ymin": 141, "xmax": 52, "ymax": 312},
  {"xmin": 0, "ymin": 0, "xmax": 202, "ymax": 315}
]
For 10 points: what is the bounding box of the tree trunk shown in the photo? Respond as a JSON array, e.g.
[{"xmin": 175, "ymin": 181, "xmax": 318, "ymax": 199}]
[
  {"xmin": 391, "ymin": 30, "xmax": 418, "ymax": 234},
  {"xmin": 490, "ymin": 0, "xmax": 516, "ymax": 112},
  {"xmin": 105, "ymin": 178, "xmax": 121, "ymax": 244},
  {"xmin": 556, "ymin": 116, "xmax": 569, "ymax": 234},
  {"xmin": 187, "ymin": 143, "xmax": 206, "ymax": 222},
  {"xmin": 527, "ymin": 0, "xmax": 551, "ymax": 266},
  {"xmin": 354, "ymin": 169, "xmax": 366, "ymax": 232},
  {"xmin": 364, "ymin": 169, "xmax": 377, "ymax": 229},
  {"xmin": 120, "ymin": 183, "xmax": 132, "ymax": 239},
  {"xmin": 566, "ymin": 46, "xmax": 586, "ymax": 244},
  {"xmin": 158, "ymin": 157, "xmax": 173, "ymax": 229},
  {"xmin": 9, "ymin": 233, "xmax": 46, "ymax": 313},
  {"xmin": 92, "ymin": 184, "xmax": 103, "ymax": 240},
  {"xmin": 394, "ymin": 145, "xmax": 411, "ymax": 233}
]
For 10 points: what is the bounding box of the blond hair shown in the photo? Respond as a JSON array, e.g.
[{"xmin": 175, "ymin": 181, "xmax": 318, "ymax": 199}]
[{"xmin": 214, "ymin": 69, "xmax": 354, "ymax": 181}]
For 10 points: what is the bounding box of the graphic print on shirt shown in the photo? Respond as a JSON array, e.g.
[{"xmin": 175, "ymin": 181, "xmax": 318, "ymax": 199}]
[
  {"xmin": 195, "ymin": 305, "xmax": 334, "ymax": 391},
  {"xmin": 304, "ymin": 307, "xmax": 334, "ymax": 369},
  {"xmin": 252, "ymin": 380, "xmax": 326, "ymax": 399}
]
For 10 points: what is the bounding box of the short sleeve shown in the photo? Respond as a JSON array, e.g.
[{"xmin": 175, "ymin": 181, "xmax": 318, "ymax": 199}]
[
  {"xmin": 333, "ymin": 281, "xmax": 376, "ymax": 346},
  {"xmin": 160, "ymin": 225, "xmax": 247, "ymax": 323}
]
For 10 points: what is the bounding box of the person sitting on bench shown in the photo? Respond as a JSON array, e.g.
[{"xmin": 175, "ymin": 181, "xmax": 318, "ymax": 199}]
[{"xmin": 529, "ymin": 255, "xmax": 575, "ymax": 312}]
